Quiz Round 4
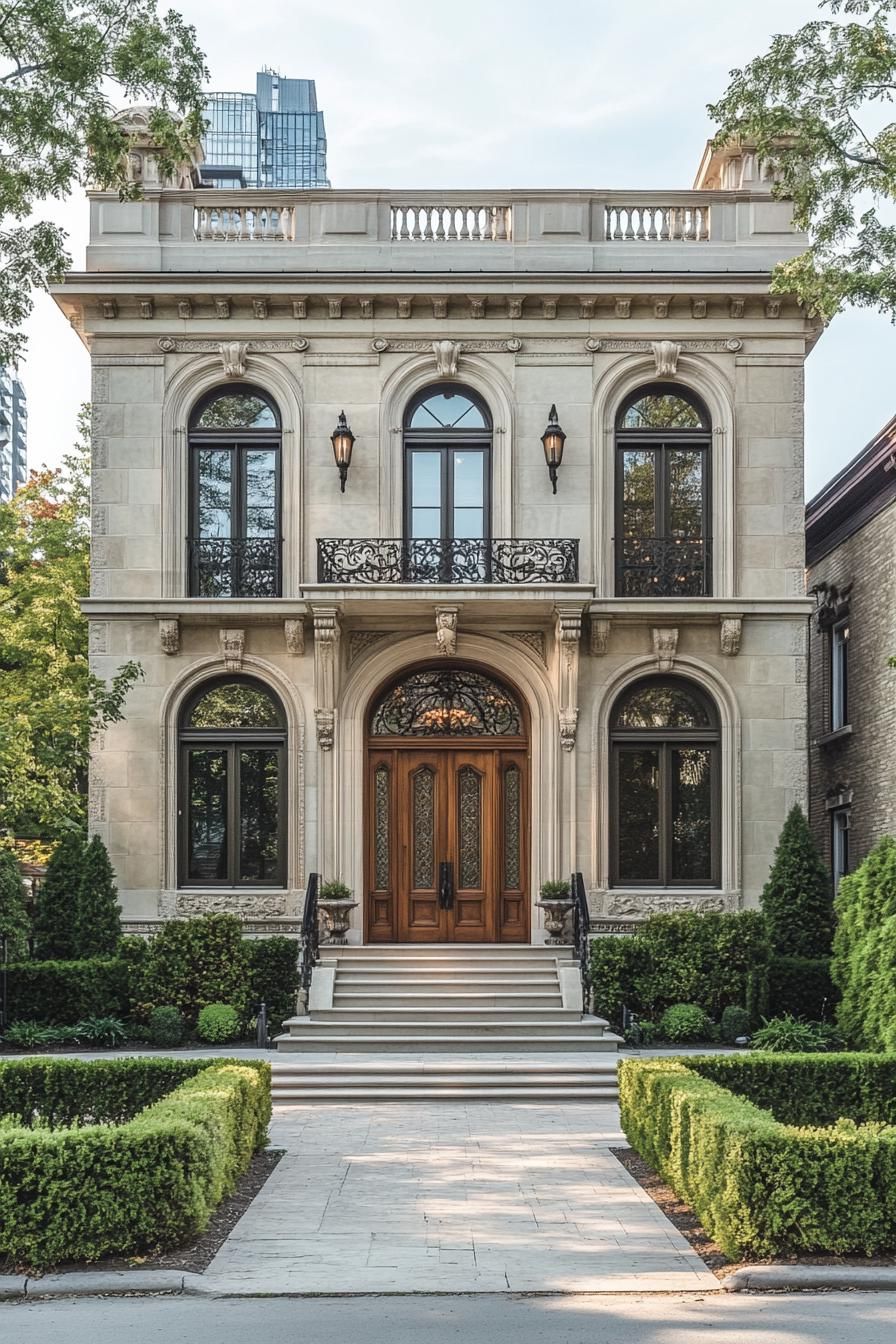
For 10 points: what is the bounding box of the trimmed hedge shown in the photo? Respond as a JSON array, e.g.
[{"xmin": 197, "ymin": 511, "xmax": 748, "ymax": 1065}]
[
  {"xmin": 0, "ymin": 1056, "xmax": 271, "ymax": 1265},
  {"xmin": 590, "ymin": 911, "xmax": 770, "ymax": 1027},
  {"xmin": 5, "ymin": 958, "xmax": 130, "ymax": 1024},
  {"xmin": 688, "ymin": 1052, "xmax": 896, "ymax": 1127},
  {"xmin": 767, "ymin": 955, "xmax": 838, "ymax": 1021},
  {"xmin": 619, "ymin": 1054, "xmax": 896, "ymax": 1258}
]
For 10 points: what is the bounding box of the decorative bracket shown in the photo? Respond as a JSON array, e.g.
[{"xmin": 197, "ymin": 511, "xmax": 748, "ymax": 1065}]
[
  {"xmin": 219, "ymin": 628, "xmax": 245, "ymax": 672},
  {"xmin": 555, "ymin": 604, "xmax": 584, "ymax": 752},
  {"xmin": 219, "ymin": 341, "xmax": 248, "ymax": 377},
  {"xmin": 158, "ymin": 618, "xmax": 180, "ymax": 655},
  {"xmin": 652, "ymin": 340, "xmax": 681, "ymax": 377},
  {"xmin": 435, "ymin": 606, "xmax": 459, "ymax": 656},
  {"xmin": 433, "ymin": 340, "xmax": 460, "ymax": 376},
  {"xmin": 312, "ymin": 606, "xmax": 342, "ymax": 751},
  {"xmin": 652, "ymin": 626, "xmax": 679, "ymax": 673},
  {"xmin": 720, "ymin": 616, "xmax": 742, "ymax": 657}
]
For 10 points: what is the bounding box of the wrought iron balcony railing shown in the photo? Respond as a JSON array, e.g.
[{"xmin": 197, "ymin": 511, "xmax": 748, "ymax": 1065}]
[
  {"xmin": 317, "ymin": 537, "xmax": 579, "ymax": 585},
  {"xmin": 615, "ymin": 535, "xmax": 710, "ymax": 597},
  {"xmin": 189, "ymin": 537, "xmax": 282, "ymax": 598}
]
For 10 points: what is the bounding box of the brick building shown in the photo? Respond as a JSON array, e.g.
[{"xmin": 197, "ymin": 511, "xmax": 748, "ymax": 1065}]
[{"xmin": 806, "ymin": 417, "xmax": 896, "ymax": 887}]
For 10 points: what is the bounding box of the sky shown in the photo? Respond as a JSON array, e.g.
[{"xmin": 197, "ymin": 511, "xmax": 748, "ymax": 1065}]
[{"xmin": 20, "ymin": 0, "xmax": 896, "ymax": 497}]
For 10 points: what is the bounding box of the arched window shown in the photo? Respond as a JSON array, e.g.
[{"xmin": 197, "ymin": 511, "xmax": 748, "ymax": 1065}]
[
  {"xmin": 615, "ymin": 383, "xmax": 711, "ymax": 596},
  {"xmin": 403, "ymin": 384, "xmax": 492, "ymax": 581},
  {"xmin": 370, "ymin": 667, "xmax": 523, "ymax": 737},
  {"xmin": 188, "ymin": 386, "xmax": 281, "ymax": 597},
  {"xmin": 610, "ymin": 677, "xmax": 719, "ymax": 887},
  {"xmin": 179, "ymin": 677, "xmax": 286, "ymax": 887}
]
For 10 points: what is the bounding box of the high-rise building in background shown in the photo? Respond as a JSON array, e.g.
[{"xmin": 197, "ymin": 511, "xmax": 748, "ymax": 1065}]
[
  {"xmin": 0, "ymin": 367, "xmax": 27, "ymax": 502},
  {"xmin": 202, "ymin": 69, "xmax": 329, "ymax": 188}
]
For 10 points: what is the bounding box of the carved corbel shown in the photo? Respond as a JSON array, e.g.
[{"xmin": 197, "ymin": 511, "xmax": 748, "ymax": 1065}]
[
  {"xmin": 652, "ymin": 626, "xmax": 679, "ymax": 673},
  {"xmin": 158, "ymin": 618, "xmax": 180, "ymax": 655},
  {"xmin": 729, "ymin": 297, "xmax": 745, "ymax": 319},
  {"xmin": 590, "ymin": 617, "xmax": 611, "ymax": 657},
  {"xmin": 579, "ymin": 298, "xmax": 596, "ymax": 319},
  {"xmin": 433, "ymin": 340, "xmax": 460, "ymax": 377},
  {"xmin": 219, "ymin": 341, "xmax": 247, "ymax": 377},
  {"xmin": 101, "ymin": 300, "xmax": 118, "ymax": 320},
  {"xmin": 219, "ymin": 628, "xmax": 245, "ymax": 672},
  {"xmin": 214, "ymin": 298, "xmax": 230, "ymax": 320},
  {"xmin": 653, "ymin": 296, "xmax": 670, "ymax": 319},
  {"xmin": 252, "ymin": 298, "xmax": 268, "ymax": 319},
  {"xmin": 359, "ymin": 298, "xmax": 374, "ymax": 319},
  {"xmin": 435, "ymin": 606, "xmax": 458, "ymax": 656},
  {"xmin": 506, "ymin": 297, "xmax": 523, "ymax": 319},
  {"xmin": 691, "ymin": 298, "xmax": 708, "ymax": 319},
  {"xmin": 542, "ymin": 298, "xmax": 557, "ymax": 319},
  {"xmin": 432, "ymin": 297, "xmax": 448, "ymax": 319},
  {"xmin": 652, "ymin": 340, "xmax": 680, "ymax": 377},
  {"xmin": 138, "ymin": 299, "xmax": 154, "ymax": 320},
  {"xmin": 284, "ymin": 618, "xmax": 305, "ymax": 657},
  {"xmin": 468, "ymin": 296, "xmax": 486, "ymax": 319},
  {"xmin": 315, "ymin": 708, "xmax": 335, "ymax": 752},
  {"xmin": 614, "ymin": 298, "xmax": 631, "ymax": 319},
  {"xmin": 555, "ymin": 604, "xmax": 584, "ymax": 751},
  {"xmin": 292, "ymin": 298, "xmax": 307, "ymax": 319},
  {"xmin": 328, "ymin": 298, "xmax": 343, "ymax": 319},
  {"xmin": 177, "ymin": 299, "xmax": 192, "ymax": 320},
  {"xmin": 312, "ymin": 605, "xmax": 342, "ymax": 750},
  {"xmin": 720, "ymin": 616, "xmax": 743, "ymax": 657}
]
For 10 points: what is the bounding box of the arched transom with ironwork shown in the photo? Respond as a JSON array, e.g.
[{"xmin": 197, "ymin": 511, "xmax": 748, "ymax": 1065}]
[{"xmin": 369, "ymin": 668, "xmax": 524, "ymax": 738}]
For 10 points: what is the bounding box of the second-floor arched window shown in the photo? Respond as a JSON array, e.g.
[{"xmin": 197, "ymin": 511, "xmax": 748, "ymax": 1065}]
[
  {"xmin": 615, "ymin": 383, "xmax": 711, "ymax": 596},
  {"xmin": 189, "ymin": 386, "xmax": 281, "ymax": 597}
]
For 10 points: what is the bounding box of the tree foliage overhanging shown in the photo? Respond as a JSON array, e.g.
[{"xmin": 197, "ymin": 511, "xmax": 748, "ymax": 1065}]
[
  {"xmin": 710, "ymin": 0, "xmax": 896, "ymax": 321},
  {"xmin": 0, "ymin": 407, "xmax": 141, "ymax": 836},
  {"xmin": 0, "ymin": 0, "xmax": 208, "ymax": 363}
]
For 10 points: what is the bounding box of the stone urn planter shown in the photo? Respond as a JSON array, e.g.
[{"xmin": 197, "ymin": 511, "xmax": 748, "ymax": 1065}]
[
  {"xmin": 536, "ymin": 881, "xmax": 574, "ymax": 944},
  {"xmin": 318, "ymin": 882, "xmax": 358, "ymax": 945}
]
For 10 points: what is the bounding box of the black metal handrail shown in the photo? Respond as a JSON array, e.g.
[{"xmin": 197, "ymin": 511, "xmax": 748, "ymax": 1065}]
[
  {"xmin": 188, "ymin": 536, "xmax": 282, "ymax": 597},
  {"xmin": 317, "ymin": 536, "xmax": 579, "ymax": 585},
  {"xmin": 614, "ymin": 535, "xmax": 710, "ymax": 597},
  {"xmin": 298, "ymin": 872, "xmax": 320, "ymax": 1013},
  {"xmin": 571, "ymin": 871, "xmax": 591, "ymax": 1009}
]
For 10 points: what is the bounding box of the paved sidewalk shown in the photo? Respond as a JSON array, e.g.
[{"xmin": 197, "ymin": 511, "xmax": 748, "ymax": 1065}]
[{"xmin": 204, "ymin": 1102, "xmax": 717, "ymax": 1293}]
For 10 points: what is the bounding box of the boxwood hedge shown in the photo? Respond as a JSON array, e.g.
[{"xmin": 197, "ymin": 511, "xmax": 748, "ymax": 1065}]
[
  {"xmin": 0, "ymin": 1056, "xmax": 271, "ymax": 1266},
  {"xmin": 619, "ymin": 1054, "xmax": 896, "ymax": 1259}
]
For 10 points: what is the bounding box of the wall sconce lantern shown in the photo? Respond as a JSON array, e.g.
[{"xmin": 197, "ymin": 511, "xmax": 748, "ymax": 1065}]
[
  {"xmin": 331, "ymin": 410, "xmax": 355, "ymax": 492},
  {"xmin": 541, "ymin": 404, "xmax": 566, "ymax": 494}
]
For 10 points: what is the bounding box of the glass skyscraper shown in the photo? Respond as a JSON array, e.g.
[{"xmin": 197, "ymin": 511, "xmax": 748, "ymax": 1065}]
[
  {"xmin": 202, "ymin": 70, "xmax": 329, "ymax": 189},
  {"xmin": 0, "ymin": 366, "xmax": 26, "ymax": 503}
]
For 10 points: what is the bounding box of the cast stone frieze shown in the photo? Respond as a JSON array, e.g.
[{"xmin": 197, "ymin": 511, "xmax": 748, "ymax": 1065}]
[
  {"xmin": 585, "ymin": 337, "xmax": 742, "ymax": 354},
  {"xmin": 370, "ymin": 337, "xmax": 522, "ymax": 356},
  {"xmin": 607, "ymin": 893, "xmax": 728, "ymax": 916},
  {"xmin": 505, "ymin": 631, "xmax": 547, "ymax": 664},
  {"xmin": 348, "ymin": 631, "xmax": 393, "ymax": 665},
  {"xmin": 435, "ymin": 606, "xmax": 458, "ymax": 656},
  {"xmin": 158, "ymin": 338, "xmax": 309, "ymax": 356}
]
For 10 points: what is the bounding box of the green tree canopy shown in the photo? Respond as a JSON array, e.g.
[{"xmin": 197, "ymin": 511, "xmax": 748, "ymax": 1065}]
[
  {"xmin": 0, "ymin": 845, "xmax": 30, "ymax": 959},
  {"xmin": 0, "ymin": 407, "xmax": 141, "ymax": 836},
  {"xmin": 710, "ymin": 0, "xmax": 896, "ymax": 321},
  {"xmin": 0, "ymin": 0, "xmax": 207, "ymax": 363}
]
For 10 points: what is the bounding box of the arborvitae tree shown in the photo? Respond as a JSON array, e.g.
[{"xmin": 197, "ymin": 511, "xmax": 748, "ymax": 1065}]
[
  {"xmin": 73, "ymin": 835, "xmax": 121, "ymax": 958},
  {"xmin": 32, "ymin": 831, "xmax": 86, "ymax": 959},
  {"xmin": 761, "ymin": 805, "xmax": 835, "ymax": 958},
  {"xmin": 832, "ymin": 836, "xmax": 896, "ymax": 1049},
  {"xmin": 0, "ymin": 846, "xmax": 30, "ymax": 960}
]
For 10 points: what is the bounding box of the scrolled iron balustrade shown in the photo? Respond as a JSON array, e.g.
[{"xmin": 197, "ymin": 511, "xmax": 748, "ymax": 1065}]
[
  {"xmin": 297, "ymin": 872, "xmax": 320, "ymax": 1014},
  {"xmin": 615, "ymin": 535, "xmax": 710, "ymax": 597},
  {"xmin": 317, "ymin": 537, "xmax": 579, "ymax": 585},
  {"xmin": 572, "ymin": 872, "xmax": 592, "ymax": 1010},
  {"xmin": 189, "ymin": 537, "xmax": 282, "ymax": 598}
]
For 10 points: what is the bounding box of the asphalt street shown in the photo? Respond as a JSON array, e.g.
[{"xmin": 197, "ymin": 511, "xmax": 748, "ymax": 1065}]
[{"xmin": 3, "ymin": 1291, "xmax": 895, "ymax": 1343}]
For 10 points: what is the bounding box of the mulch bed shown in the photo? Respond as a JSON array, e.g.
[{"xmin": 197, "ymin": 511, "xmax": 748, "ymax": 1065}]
[
  {"xmin": 7, "ymin": 1147, "xmax": 285, "ymax": 1278},
  {"xmin": 612, "ymin": 1146, "xmax": 896, "ymax": 1280}
]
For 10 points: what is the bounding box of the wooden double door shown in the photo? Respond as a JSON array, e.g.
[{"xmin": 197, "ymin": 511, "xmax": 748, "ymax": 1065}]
[{"xmin": 366, "ymin": 745, "xmax": 529, "ymax": 942}]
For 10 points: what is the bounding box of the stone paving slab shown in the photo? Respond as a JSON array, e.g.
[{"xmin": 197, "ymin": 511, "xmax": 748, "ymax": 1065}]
[{"xmin": 203, "ymin": 1102, "xmax": 718, "ymax": 1293}]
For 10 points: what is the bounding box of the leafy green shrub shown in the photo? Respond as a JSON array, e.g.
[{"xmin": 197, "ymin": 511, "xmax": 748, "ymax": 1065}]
[
  {"xmin": 243, "ymin": 936, "xmax": 298, "ymax": 1036},
  {"xmin": 32, "ymin": 831, "xmax": 85, "ymax": 959},
  {"xmin": 768, "ymin": 955, "xmax": 838, "ymax": 1020},
  {"xmin": 688, "ymin": 1052, "xmax": 896, "ymax": 1127},
  {"xmin": 658, "ymin": 1002, "xmax": 707, "ymax": 1042},
  {"xmin": 0, "ymin": 1057, "xmax": 271, "ymax": 1265},
  {"xmin": 136, "ymin": 915, "xmax": 249, "ymax": 1022},
  {"xmin": 831, "ymin": 837, "xmax": 896, "ymax": 1050},
  {"xmin": 73, "ymin": 834, "xmax": 121, "ymax": 957},
  {"xmin": 3, "ymin": 1021, "xmax": 68, "ymax": 1049},
  {"xmin": 539, "ymin": 879, "xmax": 571, "ymax": 899},
  {"xmin": 197, "ymin": 1003, "xmax": 241, "ymax": 1044},
  {"xmin": 750, "ymin": 1013, "xmax": 831, "ymax": 1053},
  {"xmin": 619, "ymin": 1054, "xmax": 896, "ymax": 1258},
  {"xmin": 591, "ymin": 912, "xmax": 770, "ymax": 1028},
  {"xmin": 0, "ymin": 846, "xmax": 30, "ymax": 960},
  {"xmin": 146, "ymin": 1005, "xmax": 184, "ymax": 1047},
  {"xmin": 761, "ymin": 804, "xmax": 834, "ymax": 957},
  {"xmin": 5, "ymin": 957, "xmax": 130, "ymax": 1023},
  {"xmin": 720, "ymin": 1005, "xmax": 751, "ymax": 1043},
  {"xmin": 71, "ymin": 1016, "xmax": 129, "ymax": 1047}
]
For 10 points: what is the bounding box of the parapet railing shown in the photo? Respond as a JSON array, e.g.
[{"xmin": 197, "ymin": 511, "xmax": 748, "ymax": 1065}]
[{"xmin": 605, "ymin": 203, "xmax": 710, "ymax": 241}]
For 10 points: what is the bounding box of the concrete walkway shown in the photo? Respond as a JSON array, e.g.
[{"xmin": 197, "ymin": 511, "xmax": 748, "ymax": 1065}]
[{"xmin": 204, "ymin": 1101, "xmax": 717, "ymax": 1294}]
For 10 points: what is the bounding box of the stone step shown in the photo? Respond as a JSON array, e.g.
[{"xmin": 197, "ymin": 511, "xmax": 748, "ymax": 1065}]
[
  {"xmin": 334, "ymin": 970, "xmax": 563, "ymax": 984},
  {"xmin": 271, "ymin": 1085, "xmax": 619, "ymax": 1102},
  {"xmin": 326, "ymin": 958, "xmax": 571, "ymax": 974},
  {"xmin": 331, "ymin": 944, "xmax": 566, "ymax": 955},
  {"xmin": 332, "ymin": 991, "xmax": 564, "ymax": 1008},
  {"xmin": 306, "ymin": 1006, "xmax": 585, "ymax": 1024},
  {"xmin": 274, "ymin": 1031, "xmax": 622, "ymax": 1053},
  {"xmin": 272, "ymin": 1059, "xmax": 619, "ymax": 1078}
]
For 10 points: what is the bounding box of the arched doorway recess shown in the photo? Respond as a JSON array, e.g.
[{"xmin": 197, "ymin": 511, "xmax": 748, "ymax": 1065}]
[{"xmin": 365, "ymin": 664, "xmax": 529, "ymax": 943}]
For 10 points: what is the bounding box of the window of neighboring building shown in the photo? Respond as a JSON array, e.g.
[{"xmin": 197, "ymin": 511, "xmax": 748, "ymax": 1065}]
[
  {"xmin": 831, "ymin": 807, "xmax": 850, "ymax": 890},
  {"xmin": 831, "ymin": 618, "xmax": 850, "ymax": 730},
  {"xmin": 188, "ymin": 386, "xmax": 281, "ymax": 597},
  {"xmin": 610, "ymin": 677, "xmax": 720, "ymax": 887},
  {"xmin": 178, "ymin": 677, "xmax": 286, "ymax": 887},
  {"xmin": 614, "ymin": 383, "xmax": 711, "ymax": 596}
]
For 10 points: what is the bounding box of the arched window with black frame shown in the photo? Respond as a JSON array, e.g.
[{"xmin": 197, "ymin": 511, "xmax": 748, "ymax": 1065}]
[
  {"xmin": 188, "ymin": 386, "xmax": 281, "ymax": 597},
  {"xmin": 615, "ymin": 384, "xmax": 711, "ymax": 596},
  {"xmin": 403, "ymin": 384, "xmax": 492, "ymax": 581},
  {"xmin": 179, "ymin": 677, "xmax": 286, "ymax": 887},
  {"xmin": 610, "ymin": 677, "xmax": 720, "ymax": 887}
]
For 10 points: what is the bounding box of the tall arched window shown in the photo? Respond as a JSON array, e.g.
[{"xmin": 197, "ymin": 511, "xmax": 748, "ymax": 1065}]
[
  {"xmin": 179, "ymin": 677, "xmax": 286, "ymax": 887},
  {"xmin": 403, "ymin": 384, "xmax": 492, "ymax": 581},
  {"xmin": 615, "ymin": 384, "xmax": 711, "ymax": 596},
  {"xmin": 610, "ymin": 678, "xmax": 719, "ymax": 887},
  {"xmin": 189, "ymin": 386, "xmax": 281, "ymax": 597}
]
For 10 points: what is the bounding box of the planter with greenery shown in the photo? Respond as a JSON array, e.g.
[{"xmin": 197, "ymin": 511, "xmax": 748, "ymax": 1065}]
[
  {"xmin": 317, "ymin": 881, "xmax": 358, "ymax": 945},
  {"xmin": 536, "ymin": 879, "xmax": 573, "ymax": 944}
]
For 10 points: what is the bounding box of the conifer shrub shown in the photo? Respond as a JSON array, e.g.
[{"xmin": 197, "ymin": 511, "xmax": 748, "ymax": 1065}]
[
  {"xmin": 32, "ymin": 831, "xmax": 85, "ymax": 960},
  {"xmin": 0, "ymin": 846, "xmax": 30, "ymax": 960},
  {"xmin": 767, "ymin": 954, "xmax": 838, "ymax": 1020},
  {"xmin": 73, "ymin": 834, "xmax": 121, "ymax": 957},
  {"xmin": 831, "ymin": 836, "xmax": 896, "ymax": 1049},
  {"xmin": 761, "ymin": 805, "xmax": 834, "ymax": 957}
]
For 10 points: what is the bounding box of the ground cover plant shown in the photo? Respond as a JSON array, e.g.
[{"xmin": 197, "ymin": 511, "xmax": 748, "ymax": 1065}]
[
  {"xmin": 0, "ymin": 1055, "xmax": 271, "ymax": 1266},
  {"xmin": 619, "ymin": 1053, "xmax": 896, "ymax": 1258}
]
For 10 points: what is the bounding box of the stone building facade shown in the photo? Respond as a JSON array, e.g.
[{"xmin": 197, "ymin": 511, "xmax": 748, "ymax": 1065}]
[
  {"xmin": 52, "ymin": 113, "xmax": 818, "ymax": 938},
  {"xmin": 806, "ymin": 417, "xmax": 896, "ymax": 887}
]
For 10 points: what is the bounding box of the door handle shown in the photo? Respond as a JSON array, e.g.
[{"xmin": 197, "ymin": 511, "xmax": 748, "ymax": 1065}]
[{"xmin": 439, "ymin": 860, "xmax": 454, "ymax": 910}]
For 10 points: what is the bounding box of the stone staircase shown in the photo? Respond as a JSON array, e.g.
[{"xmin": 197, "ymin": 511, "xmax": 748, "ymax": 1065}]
[{"xmin": 272, "ymin": 945, "xmax": 621, "ymax": 1101}]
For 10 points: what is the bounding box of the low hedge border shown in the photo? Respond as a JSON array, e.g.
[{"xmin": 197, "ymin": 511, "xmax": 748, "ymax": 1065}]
[
  {"xmin": 0, "ymin": 1056, "xmax": 271, "ymax": 1266},
  {"xmin": 5, "ymin": 958, "xmax": 130, "ymax": 1023},
  {"xmin": 618, "ymin": 1054, "xmax": 896, "ymax": 1259}
]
